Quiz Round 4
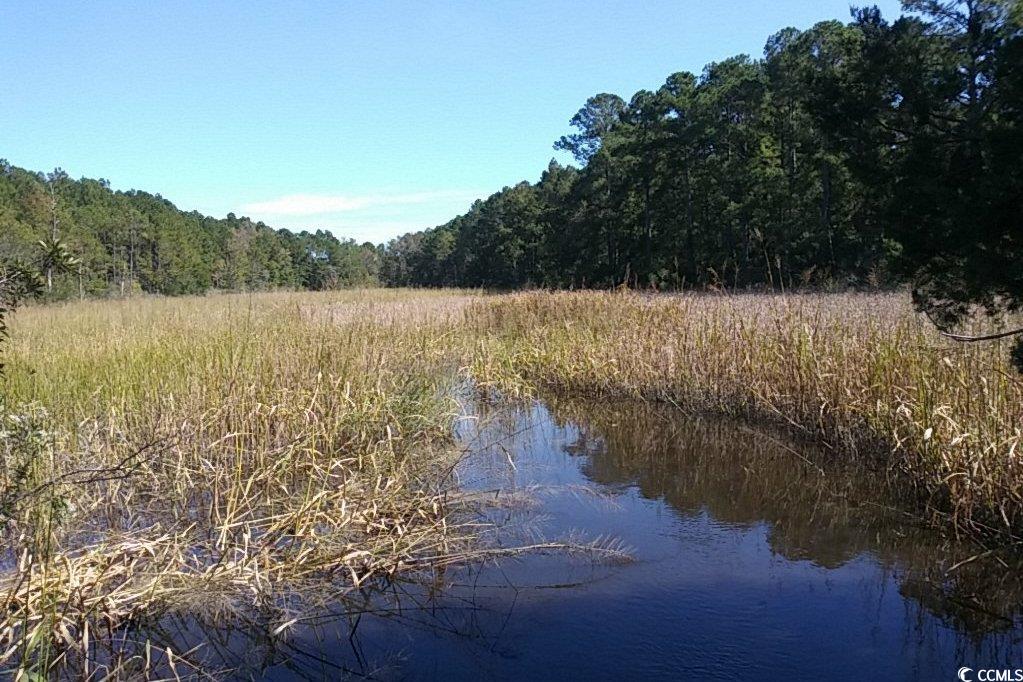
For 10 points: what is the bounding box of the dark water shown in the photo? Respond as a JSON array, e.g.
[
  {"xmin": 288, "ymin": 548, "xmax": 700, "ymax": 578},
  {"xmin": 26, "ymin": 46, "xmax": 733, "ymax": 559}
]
[{"xmin": 222, "ymin": 397, "xmax": 1022, "ymax": 680}]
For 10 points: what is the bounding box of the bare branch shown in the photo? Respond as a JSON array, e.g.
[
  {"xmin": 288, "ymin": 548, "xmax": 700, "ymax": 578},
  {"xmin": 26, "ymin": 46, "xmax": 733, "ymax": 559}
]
[
  {"xmin": 940, "ymin": 326, "xmax": 1023, "ymax": 343},
  {"xmin": 922, "ymin": 306, "xmax": 1023, "ymax": 343}
]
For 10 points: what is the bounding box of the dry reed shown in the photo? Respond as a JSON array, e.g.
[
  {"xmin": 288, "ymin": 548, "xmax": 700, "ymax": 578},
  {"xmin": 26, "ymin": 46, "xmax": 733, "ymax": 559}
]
[
  {"xmin": 4, "ymin": 287, "xmax": 1022, "ymax": 677},
  {"xmin": 0, "ymin": 289, "xmax": 479, "ymax": 678},
  {"xmin": 469, "ymin": 291, "xmax": 1023, "ymax": 541}
]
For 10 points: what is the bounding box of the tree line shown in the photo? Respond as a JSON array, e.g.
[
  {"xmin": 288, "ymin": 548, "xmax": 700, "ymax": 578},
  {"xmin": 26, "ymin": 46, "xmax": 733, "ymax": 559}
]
[
  {"xmin": 0, "ymin": 163, "xmax": 381, "ymax": 300},
  {"xmin": 381, "ymin": 0, "xmax": 1022, "ymax": 333},
  {"xmin": 1, "ymin": 0, "xmax": 1018, "ymax": 340}
]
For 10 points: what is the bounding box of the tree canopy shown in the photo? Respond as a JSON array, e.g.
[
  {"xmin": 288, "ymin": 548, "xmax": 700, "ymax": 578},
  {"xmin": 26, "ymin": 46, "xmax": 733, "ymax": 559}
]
[
  {"xmin": 380, "ymin": 0, "xmax": 1022, "ymax": 328},
  {"xmin": 0, "ymin": 162, "xmax": 381, "ymax": 299},
  {"xmin": 3, "ymin": 0, "xmax": 1019, "ymax": 349}
]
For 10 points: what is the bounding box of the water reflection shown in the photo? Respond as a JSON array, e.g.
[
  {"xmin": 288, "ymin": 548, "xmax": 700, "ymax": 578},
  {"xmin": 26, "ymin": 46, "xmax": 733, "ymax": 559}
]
[
  {"xmin": 540, "ymin": 398, "xmax": 1023, "ymax": 638},
  {"xmin": 120, "ymin": 396, "xmax": 1023, "ymax": 679}
]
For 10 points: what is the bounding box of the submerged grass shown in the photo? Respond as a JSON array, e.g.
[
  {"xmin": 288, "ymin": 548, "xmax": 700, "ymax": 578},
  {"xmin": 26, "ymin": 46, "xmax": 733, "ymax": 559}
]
[
  {"xmin": 0, "ymin": 289, "xmax": 480, "ymax": 678},
  {"xmin": 469, "ymin": 291, "xmax": 1023, "ymax": 541},
  {"xmin": 3, "ymin": 287, "xmax": 1022, "ymax": 677}
]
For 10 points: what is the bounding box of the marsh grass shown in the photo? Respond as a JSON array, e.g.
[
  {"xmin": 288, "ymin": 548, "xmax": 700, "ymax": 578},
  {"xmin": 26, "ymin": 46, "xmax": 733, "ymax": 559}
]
[
  {"xmin": 0, "ymin": 289, "xmax": 482, "ymax": 678},
  {"xmin": 469, "ymin": 291, "xmax": 1023, "ymax": 541},
  {"xmin": 4, "ymin": 287, "xmax": 1023, "ymax": 677}
]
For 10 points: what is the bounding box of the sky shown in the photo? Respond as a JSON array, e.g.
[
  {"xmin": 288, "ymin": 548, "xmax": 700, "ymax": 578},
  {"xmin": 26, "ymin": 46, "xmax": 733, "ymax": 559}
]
[{"xmin": 4, "ymin": 0, "xmax": 904, "ymax": 244}]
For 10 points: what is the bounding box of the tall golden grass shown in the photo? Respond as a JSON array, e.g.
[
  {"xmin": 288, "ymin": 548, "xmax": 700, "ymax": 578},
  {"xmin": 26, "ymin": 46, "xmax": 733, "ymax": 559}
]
[
  {"xmin": 3, "ymin": 287, "xmax": 1021, "ymax": 677},
  {"xmin": 470, "ymin": 291, "xmax": 1023, "ymax": 540},
  {"xmin": 0, "ymin": 289, "xmax": 478, "ymax": 678}
]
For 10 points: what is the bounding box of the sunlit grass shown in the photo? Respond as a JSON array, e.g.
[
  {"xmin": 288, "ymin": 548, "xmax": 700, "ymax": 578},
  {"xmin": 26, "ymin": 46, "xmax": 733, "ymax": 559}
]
[
  {"xmin": 3, "ymin": 287, "xmax": 1021, "ymax": 677},
  {"xmin": 0, "ymin": 289, "xmax": 480, "ymax": 678},
  {"xmin": 469, "ymin": 291, "xmax": 1023, "ymax": 540}
]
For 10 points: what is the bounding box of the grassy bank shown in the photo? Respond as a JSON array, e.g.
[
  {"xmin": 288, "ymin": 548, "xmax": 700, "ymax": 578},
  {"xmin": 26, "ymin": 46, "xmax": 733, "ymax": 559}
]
[
  {"xmin": 469, "ymin": 291, "xmax": 1023, "ymax": 541},
  {"xmin": 3, "ymin": 288, "xmax": 1021, "ymax": 676},
  {"xmin": 0, "ymin": 289, "xmax": 478, "ymax": 678}
]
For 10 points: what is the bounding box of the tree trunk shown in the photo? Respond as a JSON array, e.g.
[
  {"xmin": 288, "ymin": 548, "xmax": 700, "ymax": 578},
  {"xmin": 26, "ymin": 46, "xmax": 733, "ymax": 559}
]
[
  {"xmin": 643, "ymin": 179, "xmax": 653, "ymax": 278},
  {"xmin": 820, "ymin": 158, "xmax": 834, "ymax": 269},
  {"xmin": 684, "ymin": 169, "xmax": 696, "ymax": 282}
]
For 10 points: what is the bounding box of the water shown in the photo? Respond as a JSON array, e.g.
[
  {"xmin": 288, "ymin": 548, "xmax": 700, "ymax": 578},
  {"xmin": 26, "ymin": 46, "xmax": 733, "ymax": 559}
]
[{"xmin": 239, "ymin": 397, "xmax": 1022, "ymax": 679}]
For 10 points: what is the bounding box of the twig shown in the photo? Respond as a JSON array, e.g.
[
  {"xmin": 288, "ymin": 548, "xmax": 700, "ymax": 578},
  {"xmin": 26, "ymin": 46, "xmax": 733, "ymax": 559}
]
[{"xmin": 940, "ymin": 326, "xmax": 1023, "ymax": 343}]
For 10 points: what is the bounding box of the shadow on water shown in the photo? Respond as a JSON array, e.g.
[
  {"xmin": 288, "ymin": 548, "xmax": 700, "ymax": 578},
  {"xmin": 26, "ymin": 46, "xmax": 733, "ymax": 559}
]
[{"xmin": 136, "ymin": 396, "xmax": 1023, "ymax": 680}]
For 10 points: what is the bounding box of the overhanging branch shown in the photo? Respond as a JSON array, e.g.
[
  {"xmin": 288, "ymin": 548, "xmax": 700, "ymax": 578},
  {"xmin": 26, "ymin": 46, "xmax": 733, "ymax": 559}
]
[
  {"xmin": 922, "ymin": 307, "xmax": 1023, "ymax": 343},
  {"xmin": 939, "ymin": 326, "xmax": 1023, "ymax": 343}
]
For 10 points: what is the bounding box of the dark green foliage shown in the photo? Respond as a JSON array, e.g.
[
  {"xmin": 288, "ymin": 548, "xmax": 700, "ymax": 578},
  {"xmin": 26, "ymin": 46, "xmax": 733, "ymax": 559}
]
[
  {"xmin": 382, "ymin": 22, "xmax": 900, "ymax": 289},
  {"xmin": 382, "ymin": 0, "xmax": 1022, "ymax": 317},
  {"xmin": 0, "ymin": 161, "xmax": 379, "ymax": 300},
  {"xmin": 0, "ymin": 261, "xmax": 42, "ymax": 375},
  {"xmin": 1011, "ymin": 338, "xmax": 1023, "ymax": 373},
  {"xmin": 843, "ymin": 1, "xmax": 1023, "ymax": 329}
]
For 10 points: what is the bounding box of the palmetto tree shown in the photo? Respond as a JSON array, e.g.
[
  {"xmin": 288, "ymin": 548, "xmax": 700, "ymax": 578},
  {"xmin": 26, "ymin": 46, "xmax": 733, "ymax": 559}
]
[{"xmin": 38, "ymin": 237, "xmax": 80, "ymax": 292}]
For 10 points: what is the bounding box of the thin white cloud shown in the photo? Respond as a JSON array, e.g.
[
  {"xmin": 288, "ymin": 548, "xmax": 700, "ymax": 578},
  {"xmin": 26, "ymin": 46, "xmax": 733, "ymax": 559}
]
[
  {"xmin": 229, "ymin": 188, "xmax": 488, "ymax": 244},
  {"xmin": 241, "ymin": 190, "xmax": 478, "ymax": 217}
]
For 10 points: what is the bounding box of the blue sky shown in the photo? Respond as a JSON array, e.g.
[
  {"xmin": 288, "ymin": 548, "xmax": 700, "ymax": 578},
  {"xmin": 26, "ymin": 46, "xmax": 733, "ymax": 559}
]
[{"xmin": 5, "ymin": 0, "xmax": 903, "ymax": 244}]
